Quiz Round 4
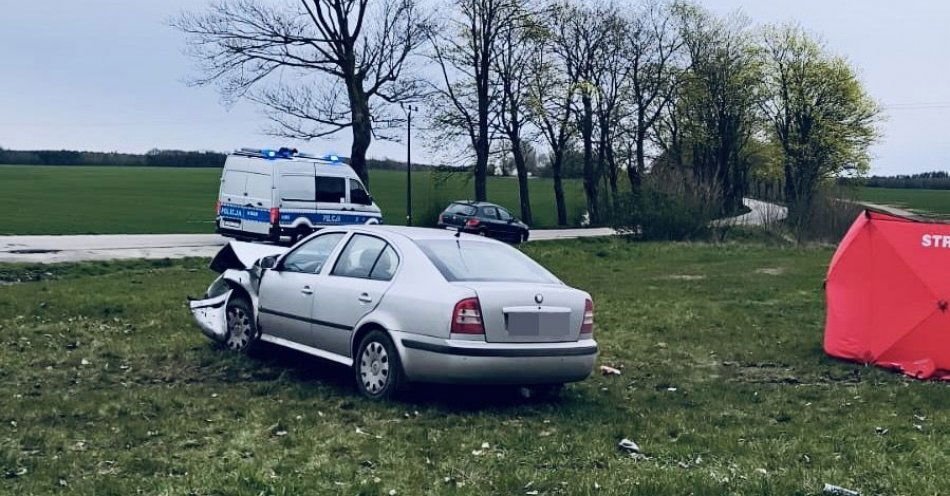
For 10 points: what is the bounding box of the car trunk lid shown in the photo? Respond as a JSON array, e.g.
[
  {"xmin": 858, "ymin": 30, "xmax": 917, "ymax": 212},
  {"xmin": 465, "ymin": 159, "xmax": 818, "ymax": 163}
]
[{"xmin": 453, "ymin": 282, "xmax": 584, "ymax": 343}]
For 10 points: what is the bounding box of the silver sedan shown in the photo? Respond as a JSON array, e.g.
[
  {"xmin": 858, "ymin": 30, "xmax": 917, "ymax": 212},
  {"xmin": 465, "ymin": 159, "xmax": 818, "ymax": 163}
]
[{"xmin": 189, "ymin": 225, "xmax": 597, "ymax": 399}]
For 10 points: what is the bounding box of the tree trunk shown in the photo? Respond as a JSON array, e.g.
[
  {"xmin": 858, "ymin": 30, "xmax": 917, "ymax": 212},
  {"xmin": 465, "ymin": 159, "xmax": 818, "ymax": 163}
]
[
  {"xmin": 348, "ymin": 86, "xmax": 372, "ymax": 187},
  {"xmin": 551, "ymin": 149, "xmax": 568, "ymax": 226},
  {"xmin": 580, "ymin": 94, "xmax": 599, "ymax": 224},
  {"xmin": 510, "ymin": 137, "xmax": 532, "ymax": 225}
]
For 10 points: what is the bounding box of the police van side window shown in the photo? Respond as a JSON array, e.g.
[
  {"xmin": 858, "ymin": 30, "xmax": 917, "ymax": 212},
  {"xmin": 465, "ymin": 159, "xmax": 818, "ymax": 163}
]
[
  {"xmin": 281, "ymin": 174, "xmax": 316, "ymax": 202},
  {"xmin": 315, "ymin": 176, "xmax": 346, "ymax": 203}
]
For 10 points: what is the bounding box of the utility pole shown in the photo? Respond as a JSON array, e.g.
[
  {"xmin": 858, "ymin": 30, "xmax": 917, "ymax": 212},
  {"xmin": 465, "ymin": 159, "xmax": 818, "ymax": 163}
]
[{"xmin": 401, "ymin": 103, "xmax": 417, "ymax": 226}]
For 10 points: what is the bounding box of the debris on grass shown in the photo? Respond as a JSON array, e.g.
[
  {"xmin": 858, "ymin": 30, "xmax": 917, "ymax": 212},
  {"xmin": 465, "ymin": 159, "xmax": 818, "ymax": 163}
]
[
  {"xmin": 875, "ymin": 427, "xmax": 889, "ymax": 436},
  {"xmin": 822, "ymin": 483, "xmax": 860, "ymax": 496},
  {"xmin": 617, "ymin": 438, "xmax": 640, "ymax": 454},
  {"xmin": 599, "ymin": 365, "xmax": 621, "ymax": 376}
]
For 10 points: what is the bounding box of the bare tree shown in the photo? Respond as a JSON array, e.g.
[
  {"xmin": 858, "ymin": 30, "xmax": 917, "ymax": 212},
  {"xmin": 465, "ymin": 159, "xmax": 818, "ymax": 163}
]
[
  {"xmin": 428, "ymin": 0, "xmax": 527, "ymax": 201},
  {"xmin": 591, "ymin": 9, "xmax": 632, "ymax": 201},
  {"xmin": 622, "ymin": 1, "xmax": 683, "ymax": 189},
  {"xmin": 174, "ymin": 0, "xmax": 428, "ymax": 186},
  {"xmin": 493, "ymin": 2, "xmax": 543, "ymax": 224},
  {"xmin": 551, "ymin": 1, "xmax": 613, "ymax": 224},
  {"xmin": 527, "ymin": 24, "xmax": 574, "ymax": 225}
]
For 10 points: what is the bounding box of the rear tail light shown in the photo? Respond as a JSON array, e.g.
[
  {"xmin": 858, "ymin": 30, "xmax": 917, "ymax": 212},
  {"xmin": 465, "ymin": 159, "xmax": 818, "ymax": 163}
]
[
  {"xmin": 465, "ymin": 218, "xmax": 480, "ymax": 228},
  {"xmin": 215, "ymin": 200, "xmax": 221, "ymax": 215},
  {"xmin": 581, "ymin": 299, "xmax": 594, "ymax": 335},
  {"xmin": 269, "ymin": 207, "xmax": 279, "ymax": 225},
  {"xmin": 451, "ymin": 297, "xmax": 484, "ymax": 334}
]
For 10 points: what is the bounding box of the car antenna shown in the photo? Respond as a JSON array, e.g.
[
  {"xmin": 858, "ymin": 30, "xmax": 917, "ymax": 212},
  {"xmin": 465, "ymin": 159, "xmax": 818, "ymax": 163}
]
[{"xmin": 454, "ymin": 226, "xmax": 462, "ymax": 238}]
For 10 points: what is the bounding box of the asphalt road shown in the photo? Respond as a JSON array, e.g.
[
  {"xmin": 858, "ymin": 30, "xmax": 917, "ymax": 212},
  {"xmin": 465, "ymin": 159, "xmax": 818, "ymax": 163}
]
[
  {"xmin": 0, "ymin": 228, "xmax": 618, "ymax": 264},
  {"xmin": 0, "ymin": 198, "xmax": 784, "ymax": 264}
]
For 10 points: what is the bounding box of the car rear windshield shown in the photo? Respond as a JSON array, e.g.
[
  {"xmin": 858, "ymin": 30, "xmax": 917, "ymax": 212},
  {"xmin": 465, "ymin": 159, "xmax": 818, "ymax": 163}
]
[
  {"xmin": 414, "ymin": 239, "xmax": 559, "ymax": 283},
  {"xmin": 445, "ymin": 203, "xmax": 477, "ymax": 216}
]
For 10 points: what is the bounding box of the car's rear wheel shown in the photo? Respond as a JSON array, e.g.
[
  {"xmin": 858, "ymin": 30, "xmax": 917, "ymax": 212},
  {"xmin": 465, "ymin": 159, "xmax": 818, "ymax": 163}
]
[
  {"xmin": 354, "ymin": 330, "xmax": 404, "ymax": 400},
  {"xmin": 224, "ymin": 296, "xmax": 259, "ymax": 354}
]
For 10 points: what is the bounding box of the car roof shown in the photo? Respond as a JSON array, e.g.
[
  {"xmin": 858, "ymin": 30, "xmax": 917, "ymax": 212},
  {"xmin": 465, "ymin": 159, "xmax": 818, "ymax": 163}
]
[
  {"xmin": 343, "ymin": 225, "xmax": 501, "ymax": 243},
  {"xmin": 449, "ymin": 200, "xmax": 503, "ymax": 208}
]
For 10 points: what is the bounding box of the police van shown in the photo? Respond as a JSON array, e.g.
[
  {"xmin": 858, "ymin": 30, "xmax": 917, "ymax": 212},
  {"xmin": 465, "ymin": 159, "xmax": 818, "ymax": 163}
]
[{"xmin": 215, "ymin": 148, "xmax": 382, "ymax": 242}]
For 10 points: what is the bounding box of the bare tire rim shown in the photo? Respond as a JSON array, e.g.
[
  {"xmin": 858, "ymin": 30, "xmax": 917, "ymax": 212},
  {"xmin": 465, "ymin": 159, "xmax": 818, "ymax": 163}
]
[
  {"xmin": 359, "ymin": 341, "xmax": 390, "ymax": 395},
  {"xmin": 226, "ymin": 306, "xmax": 252, "ymax": 351}
]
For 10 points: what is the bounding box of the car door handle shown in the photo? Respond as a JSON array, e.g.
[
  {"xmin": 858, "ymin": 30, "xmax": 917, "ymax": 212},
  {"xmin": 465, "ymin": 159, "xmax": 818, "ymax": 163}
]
[
  {"xmin": 301, "ymin": 286, "xmax": 314, "ymax": 295},
  {"xmin": 358, "ymin": 292, "xmax": 372, "ymax": 303}
]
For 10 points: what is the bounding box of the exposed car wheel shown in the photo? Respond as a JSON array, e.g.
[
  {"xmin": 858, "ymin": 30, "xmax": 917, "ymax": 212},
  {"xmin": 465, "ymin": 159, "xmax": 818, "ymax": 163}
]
[
  {"xmin": 224, "ymin": 296, "xmax": 259, "ymax": 354},
  {"xmin": 354, "ymin": 330, "xmax": 404, "ymax": 400}
]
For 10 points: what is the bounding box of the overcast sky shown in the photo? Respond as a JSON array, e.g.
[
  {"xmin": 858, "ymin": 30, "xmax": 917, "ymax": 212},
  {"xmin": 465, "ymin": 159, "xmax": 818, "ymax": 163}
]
[{"xmin": 1, "ymin": 1, "xmax": 948, "ymax": 175}]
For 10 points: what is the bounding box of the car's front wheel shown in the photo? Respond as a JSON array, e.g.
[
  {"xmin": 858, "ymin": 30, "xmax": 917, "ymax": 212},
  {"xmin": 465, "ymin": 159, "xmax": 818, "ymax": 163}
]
[
  {"xmin": 224, "ymin": 296, "xmax": 260, "ymax": 354},
  {"xmin": 354, "ymin": 330, "xmax": 404, "ymax": 400}
]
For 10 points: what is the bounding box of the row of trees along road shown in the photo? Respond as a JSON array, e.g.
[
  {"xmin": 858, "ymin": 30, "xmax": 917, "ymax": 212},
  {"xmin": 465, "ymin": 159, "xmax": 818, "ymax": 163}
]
[{"xmin": 175, "ymin": 0, "xmax": 879, "ymax": 227}]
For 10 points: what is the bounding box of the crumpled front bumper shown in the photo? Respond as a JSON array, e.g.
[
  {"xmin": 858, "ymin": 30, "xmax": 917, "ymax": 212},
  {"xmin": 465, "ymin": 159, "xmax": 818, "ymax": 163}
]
[{"xmin": 188, "ymin": 290, "xmax": 231, "ymax": 342}]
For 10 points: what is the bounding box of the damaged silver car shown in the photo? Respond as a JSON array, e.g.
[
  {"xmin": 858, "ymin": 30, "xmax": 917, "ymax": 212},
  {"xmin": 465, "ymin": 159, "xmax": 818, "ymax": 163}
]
[{"xmin": 190, "ymin": 226, "xmax": 598, "ymax": 399}]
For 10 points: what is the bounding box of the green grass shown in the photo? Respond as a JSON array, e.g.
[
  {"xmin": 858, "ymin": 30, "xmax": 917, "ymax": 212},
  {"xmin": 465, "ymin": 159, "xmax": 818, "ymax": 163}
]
[
  {"xmin": 0, "ymin": 165, "xmax": 586, "ymax": 235},
  {"xmin": 1, "ymin": 239, "xmax": 948, "ymax": 495},
  {"xmin": 857, "ymin": 186, "xmax": 950, "ymax": 216}
]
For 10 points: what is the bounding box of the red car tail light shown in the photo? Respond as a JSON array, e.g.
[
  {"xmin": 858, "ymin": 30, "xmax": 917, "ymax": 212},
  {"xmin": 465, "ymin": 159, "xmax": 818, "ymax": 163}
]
[
  {"xmin": 452, "ymin": 297, "xmax": 484, "ymax": 334},
  {"xmin": 269, "ymin": 207, "xmax": 280, "ymax": 225},
  {"xmin": 581, "ymin": 298, "xmax": 594, "ymax": 335},
  {"xmin": 215, "ymin": 200, "xmax": 222, "ymax": 215},
  {"xmin": 465, "ymin": 218, "xmax": 480, "ymax": 228}
]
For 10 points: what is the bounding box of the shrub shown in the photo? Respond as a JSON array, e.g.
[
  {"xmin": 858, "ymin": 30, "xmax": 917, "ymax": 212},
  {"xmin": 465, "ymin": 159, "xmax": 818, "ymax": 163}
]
[{"xmin": 609, "ymin": 178, "xmax": 718, "ymax": 241}]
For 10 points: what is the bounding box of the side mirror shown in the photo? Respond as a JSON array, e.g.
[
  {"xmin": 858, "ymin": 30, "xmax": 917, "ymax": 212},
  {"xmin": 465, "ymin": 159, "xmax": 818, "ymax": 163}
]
[
  {"xmin": 507, "ymin": 218, "xmax": 515, "ymax": 224},
  {"xmin": 258, "ymin": 254, "xmax": 279, "ymax": 270}
]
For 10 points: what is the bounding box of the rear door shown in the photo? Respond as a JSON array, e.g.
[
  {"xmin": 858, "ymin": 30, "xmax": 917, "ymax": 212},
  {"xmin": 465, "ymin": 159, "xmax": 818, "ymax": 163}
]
[
  {"xmin": 478, "ymin": 206, "xmax": 505, "ymax": 238},
  {"xmin": 242, "ymin": 172, "xmax": 273, "ymax": 236},
  {"xmin": 311, "ymin": 233, "xmax": 399, "ymax": 357}
]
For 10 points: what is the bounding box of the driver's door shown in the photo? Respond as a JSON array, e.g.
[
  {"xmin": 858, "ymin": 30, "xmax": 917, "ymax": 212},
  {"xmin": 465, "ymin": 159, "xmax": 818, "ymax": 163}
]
[{"xmin": 258, "ymin": 232, "xmax": 346, "ymax": 344}]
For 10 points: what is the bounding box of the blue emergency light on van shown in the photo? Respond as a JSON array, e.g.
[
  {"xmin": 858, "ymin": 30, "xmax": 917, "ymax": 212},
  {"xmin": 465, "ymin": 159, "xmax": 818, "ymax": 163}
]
[{"xmin": 216, "ymin": 148, "xmax": 382, "ymax": 243}]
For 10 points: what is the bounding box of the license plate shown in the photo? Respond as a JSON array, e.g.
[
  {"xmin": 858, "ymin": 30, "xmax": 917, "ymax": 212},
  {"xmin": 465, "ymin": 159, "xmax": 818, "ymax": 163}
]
[{"xmin": 222, "ymin": 219, "xmax": 241, "ymax": 229}]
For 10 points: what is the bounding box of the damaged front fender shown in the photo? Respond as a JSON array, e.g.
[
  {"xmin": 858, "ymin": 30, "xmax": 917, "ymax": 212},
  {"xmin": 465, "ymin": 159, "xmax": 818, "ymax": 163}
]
[{"xmin": 189, "ymin": 290, "xmax": 232, "ymax": 342}]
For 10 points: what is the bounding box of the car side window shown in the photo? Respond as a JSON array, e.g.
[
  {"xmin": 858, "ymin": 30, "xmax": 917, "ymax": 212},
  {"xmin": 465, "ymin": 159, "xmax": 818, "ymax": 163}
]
[
  {"xmin": 369, "ymin": 245, "xmax": 399, "ymax": 281},
  {"xmin": 498, "ymin": 208, "xmax": 512, "ymax": 221},
  {"xmin": 481, "ymin": 206, "xmax": 498, "ymax": 218},
  {"xmin": 281, "ymin": 233, "xmax": 345, "ymax": 274},
  {"xmin": 332, "ymin": 234, "xmax": 388, "ymax": 278}
]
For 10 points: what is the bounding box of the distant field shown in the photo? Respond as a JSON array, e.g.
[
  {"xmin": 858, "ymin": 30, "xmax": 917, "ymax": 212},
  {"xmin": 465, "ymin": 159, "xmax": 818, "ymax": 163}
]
[
  {"xmin": 857, "ymin": 187, "xmax": 950, "ymax": 215},
  {"xmin": 0, "ymin": 165, "xmax": 586, "ymax": 235}
]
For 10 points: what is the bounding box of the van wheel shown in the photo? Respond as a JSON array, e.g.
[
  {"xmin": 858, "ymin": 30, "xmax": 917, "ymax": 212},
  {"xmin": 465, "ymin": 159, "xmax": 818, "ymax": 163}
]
[
  {"xmin": 354, "ymin": 330, "xmax": 404, "ymax": 400},
  {"xmin": 290, "ymin": 227, "xmax": 312, "ymax": 245},
  {"xmin": 224, "ymin": 296, "xmax": 260, "ymax": 354}
]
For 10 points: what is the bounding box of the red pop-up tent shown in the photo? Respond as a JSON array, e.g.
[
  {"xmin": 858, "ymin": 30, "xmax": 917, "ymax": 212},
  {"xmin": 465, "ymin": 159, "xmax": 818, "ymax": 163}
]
[{"xmin": 825, "ymin": 210, "xmax": 950, "ymax": 380}]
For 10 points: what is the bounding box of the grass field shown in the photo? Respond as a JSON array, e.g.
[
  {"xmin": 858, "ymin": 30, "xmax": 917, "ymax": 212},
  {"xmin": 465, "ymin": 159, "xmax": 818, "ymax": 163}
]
[
  {"xmin": 2, "ymin": 239, "xmax": 948, "ymax": 495},
  {"xmin": 0, "ymin": 165, "xmax": 586, "ymax": 235},
  {"xmin": 857, "ymin": 187, "xmax": 950, "ymax": 216}
]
